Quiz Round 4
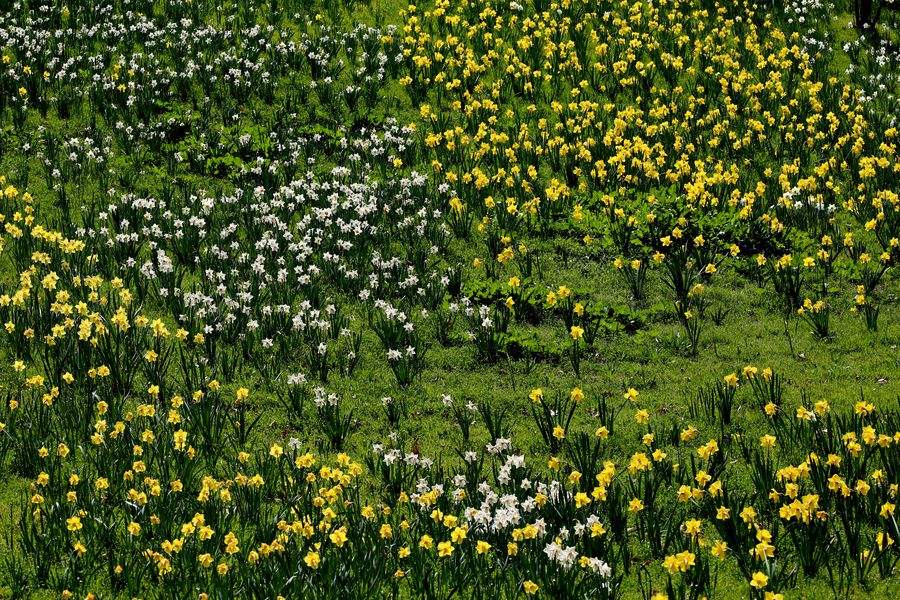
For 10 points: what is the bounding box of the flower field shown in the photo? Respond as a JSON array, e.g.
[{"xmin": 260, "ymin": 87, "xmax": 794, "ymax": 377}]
[{"xmin": 0, "ymin": 0, "xmax": 898, "ymax": 598}]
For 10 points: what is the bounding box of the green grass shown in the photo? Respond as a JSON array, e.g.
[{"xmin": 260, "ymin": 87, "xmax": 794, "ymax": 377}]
[{"xmin": 243, "ymin": 266, "xmax": 899, "ymax": 462}]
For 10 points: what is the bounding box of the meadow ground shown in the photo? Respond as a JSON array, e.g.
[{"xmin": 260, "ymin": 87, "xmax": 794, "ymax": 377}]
[{"xmin": 0, "ymin": 0, "xmax": 899, "ymax": 599}]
